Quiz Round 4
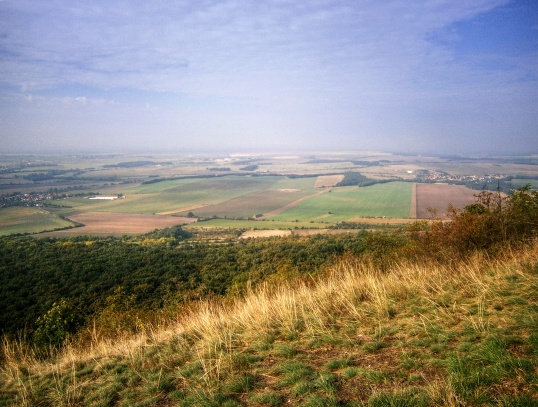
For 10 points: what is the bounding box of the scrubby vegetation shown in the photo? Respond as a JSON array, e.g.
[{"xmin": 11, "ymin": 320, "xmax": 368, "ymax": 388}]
[{"xmin": 1, "ymin": 187, "xmax": 537, "ymax": 406}]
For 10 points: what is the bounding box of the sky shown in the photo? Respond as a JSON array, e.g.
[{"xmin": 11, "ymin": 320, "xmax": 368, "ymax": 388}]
[{"xmin": 0, "ymin": 0, "xmax": 537, "ymax": 155}]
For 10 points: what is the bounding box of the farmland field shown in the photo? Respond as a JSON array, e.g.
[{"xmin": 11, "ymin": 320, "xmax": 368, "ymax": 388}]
[
  {"xmin": 184, "ymin": 188, "xmax": 314, "ymax": 219},
  {"xmin": 0, "ymin": 206, "xmax": 74, "ymax": 235},
  {"xmin": 510, "ymin": 178, "xmax": 538, "ymax": 189},
  {"xmin": 240, "ymin": 228, "xmax": 363, "ymax": 238},
  {"xmin": 39, "ymin": 212, "xmax": 196, "ymax": 237},
  {"xmin": 184, "ymin": 218, "xmax": 329, "ymax": 230},
  {"xmin": 66, "ymin": 176, "xmax": 283, "ymax": 214},
  {"xmin": 268, "ymin": 182, "xmax": 413, "ymax": 222},
  {"xmin": 2, "ymin": 152, "xmax": 537, "ymax": 236},
  {"xmin": 415, "ymin": 183, "xmax": 477, "ymax": 219},
  {"xmin": 314, "ymin": 174, "xmax": 345, "ymax": 188}
]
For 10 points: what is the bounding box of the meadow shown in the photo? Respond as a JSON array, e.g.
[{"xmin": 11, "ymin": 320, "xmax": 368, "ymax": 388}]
[{"xmin": 0, "ymin": 207, "xmax": 74, "ymax": 236}]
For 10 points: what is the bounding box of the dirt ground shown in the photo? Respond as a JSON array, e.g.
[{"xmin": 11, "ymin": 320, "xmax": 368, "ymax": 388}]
[
  {"xmin": 40, "ymin": 212, "xmax": 197, "ymax": 237},
  {"xmin": 415, "ymin": 183, "xmax": 477, "ymax": 219}
]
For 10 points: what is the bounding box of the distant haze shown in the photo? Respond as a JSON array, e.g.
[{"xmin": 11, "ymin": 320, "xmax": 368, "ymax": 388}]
[{"xmin": 0, "ymin": 1, "xmax": 537, "ymax": 155}]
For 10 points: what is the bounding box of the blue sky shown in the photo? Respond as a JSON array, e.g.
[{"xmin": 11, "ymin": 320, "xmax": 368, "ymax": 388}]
[{"xmin": 0, "ymin": 0, "xmax": 536, "ymax": 154}]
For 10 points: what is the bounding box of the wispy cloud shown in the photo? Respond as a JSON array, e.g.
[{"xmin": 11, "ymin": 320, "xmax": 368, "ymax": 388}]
[{"xmin": 0, "ymin": 0, "xmax": 536, "ymax": 153}]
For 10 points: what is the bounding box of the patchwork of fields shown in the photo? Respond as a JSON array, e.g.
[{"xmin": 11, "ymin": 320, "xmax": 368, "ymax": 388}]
[
  {"xmin": 2, "ymin": 149, "xmax": 522, "ymax": 237},
  {"xmin": 0, "ymin": 178, "xmax": 482, "ymax": 236},
  {"xmin": 267, "ymin": 182, "xmax": 413, "ymax": 222}
]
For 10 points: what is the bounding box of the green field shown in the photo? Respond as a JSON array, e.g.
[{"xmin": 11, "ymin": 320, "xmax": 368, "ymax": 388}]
[
  {"xmin": 511, "ymin": 178, "xmax": 538, "ymax": 189},
  {"xmin": 268, "ymin": 182, "xmax": 412, "ymax": 222},
  {"xmin": 0, "ymin": 206, "xmax": 74, "ymax": 236},
  {"xmin": 0, "ymin": 180, "xmax": 413, "ymax": 236},
  {"xmin": 176, "ymin": 177, "xmax": 319, "ymax": 219},
  {"xmin": 5, "ymin": 151, "xmax": 536, "ymax": 237},
  {"xmin": 61, "ymin": 176, "xmax": 283, "ymax": 214},
  {"xmin": 58, "ymin": 176, "xmax": 319, "ymax": 217}
]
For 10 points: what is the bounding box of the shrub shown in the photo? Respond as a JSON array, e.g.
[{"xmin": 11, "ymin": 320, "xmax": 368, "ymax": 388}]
[
  {"xmin": 408, "ymin": 185, "xmax": 538, "ymax": 259},
  {"xmin": 33, "ymin": 298, "xmax": 82, "ymax": 350}
]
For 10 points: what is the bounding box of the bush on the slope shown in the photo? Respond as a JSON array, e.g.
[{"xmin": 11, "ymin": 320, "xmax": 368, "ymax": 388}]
[{"xmin": 408, "ymin": 185, "xmax": 538, "ymax": 259}]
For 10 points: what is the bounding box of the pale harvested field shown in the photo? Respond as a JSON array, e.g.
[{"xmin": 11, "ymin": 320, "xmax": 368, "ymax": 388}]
[
  {"xmin": 39, "ymin": 212, "xmax": 197, "ymax": 237},
  {"xmin": 240, "ymin": 230, "xmax": 292, "ymax": 238},
  {"xmin": 240, "ymin": 229, "xmax": 361, "ymax": 238},
  {"xmin": 314, "ymin": 174, "xmax": 345, "ymax": 188},
  {"xmin": 346, "ymin": 217, "xmax": 420, "ymax": 225},
  {"xmin": 415, "ymin": 183, "xmax": 477, "ymax": 219}
]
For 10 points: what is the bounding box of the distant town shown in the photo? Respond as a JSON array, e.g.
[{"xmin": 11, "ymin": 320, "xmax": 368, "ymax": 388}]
[{"xmin": 0, "ymin": 192, "xmax": 125, "ymax": 208}]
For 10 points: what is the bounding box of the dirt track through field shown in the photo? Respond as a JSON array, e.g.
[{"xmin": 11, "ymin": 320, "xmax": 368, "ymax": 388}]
[
  {"xmin": 259, "ymin": 190, "xmax": 329, "ymax": 219},
  {"xmin": 410, "ymin": 183, "xmax": 417, "ymax": 218}
]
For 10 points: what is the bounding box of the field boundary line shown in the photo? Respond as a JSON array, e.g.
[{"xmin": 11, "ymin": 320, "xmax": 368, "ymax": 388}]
[{"xmin": 410, "ymin": 182, "xmax": 417, "ymax": 218}]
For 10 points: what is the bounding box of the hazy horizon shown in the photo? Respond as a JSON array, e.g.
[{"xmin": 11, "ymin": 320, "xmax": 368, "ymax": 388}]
[{"xmin": 1, "ymin": 1, "xmax": 537, "ymax": 155}]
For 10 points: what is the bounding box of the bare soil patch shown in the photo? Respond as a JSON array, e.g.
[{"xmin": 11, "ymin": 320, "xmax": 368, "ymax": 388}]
[
  {"xmin": 415, "ymin": 183, "xmax": 477, "ymax": 219},
  {"xmin": 39, "ymin": 212, "xmax": 197, "ymax": 237},
  {"xmin": 314, "ymin": 174, "xmax": 345, "ymax": 188}
]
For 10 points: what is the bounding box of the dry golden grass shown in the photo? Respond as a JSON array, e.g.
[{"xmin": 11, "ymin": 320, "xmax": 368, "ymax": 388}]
[
  {"xmin": 2, "ymin": 242, "xmax": 537, "ymax": 405},
  {"xmin": 314, "ymin": 175, "xmax": 345, "ymax": 188}
]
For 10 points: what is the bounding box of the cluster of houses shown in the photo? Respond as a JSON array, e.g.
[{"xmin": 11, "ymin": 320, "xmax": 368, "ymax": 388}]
[
  {"xmin": 415, "ymin": 170, "xmax": 507, "ymax": 184},
  {"xmin": 0, "ymin": 192, "xmax": 74, "ymax": 207}
]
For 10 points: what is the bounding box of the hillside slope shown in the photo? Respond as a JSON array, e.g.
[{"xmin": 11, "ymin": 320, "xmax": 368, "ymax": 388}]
[{"xmin": 2, "ymin": 244, "xmax": 537, "ymax": 406}]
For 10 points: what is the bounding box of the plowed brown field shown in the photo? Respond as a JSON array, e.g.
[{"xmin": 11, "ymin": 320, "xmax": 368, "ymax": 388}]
[
  {"xmin": 415, "ymin": 183, "xmax": 477, "ymax": 219},
  {"xmin": 40, "ymin": 212, "xmax": 197, "ymax": 237}
]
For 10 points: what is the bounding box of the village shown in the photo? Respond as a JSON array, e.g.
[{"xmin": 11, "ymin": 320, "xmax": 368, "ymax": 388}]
[
  {"xmin": 0, "ymin": 192, "xmax": 77, "ymax": 208},
  {"xmin": 414, "ymin": 169, "xmax": 510, "ymax": 186}
]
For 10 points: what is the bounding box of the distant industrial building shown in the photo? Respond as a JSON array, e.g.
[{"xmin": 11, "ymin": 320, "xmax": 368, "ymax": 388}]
[{"xmin": 88, "ymin": 194, "xmax": 124, "ymax": 200}]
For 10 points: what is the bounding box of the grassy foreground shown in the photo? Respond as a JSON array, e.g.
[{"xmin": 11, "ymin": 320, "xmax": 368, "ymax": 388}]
[{"xmin": 1, "ymin": 243, "xmax": 537, "ymax": 406}]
